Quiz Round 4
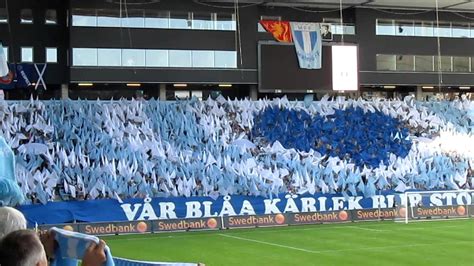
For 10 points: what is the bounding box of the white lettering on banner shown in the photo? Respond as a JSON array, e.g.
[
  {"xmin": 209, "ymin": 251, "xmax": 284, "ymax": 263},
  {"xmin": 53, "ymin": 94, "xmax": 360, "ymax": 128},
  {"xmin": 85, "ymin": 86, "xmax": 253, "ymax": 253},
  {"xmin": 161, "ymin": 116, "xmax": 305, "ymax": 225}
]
[
  {"xmin": 219, "ymin": 196, "xmax": 237, "ymax": 216},
  {"xmin": 118, "ymin": 192, "xmax": 474, "ymax": 221},
  {"xmin": 457, "ymin": 192, "xmax": 471, "ymax": 205},
  {"xmin": 348, "ymin": 196, "xmax": 363, "ymax": 210},
  {"xmin": 332, "ymin": 197, "xmax": 346, "ymax": 210},
  {"xmin": 372, "ymin": 195, "xmax": 387, "ymax": 209},
  {"xmin": 443, "ymin": 192, "xmax": 457, "ymax": 206},
  {"xmin": 239, "ymin": 200, "xmax": 256, "ymax": 215},
  {"xmin": 431, "ymin": 193, "xmax": 443, "ymax": 206},
  {"xmin": 301, "ymin": 197, "xmax": 317, "ymax": 212},
  {"xmin": 137, "ymin": 198, "xmax": 158, "ymax": 220},
  {"xmin": 121, "ymin": 203, "xmax": 142, "ymax": 221},
  {"xmin": 318, "ymin": 197, "xmax": 327, "ymax": 212},
  {"xmin": 186, "ymin": 201, "xmax": 202, "ymax": 218},
  {"xmin": 283, "ymin": 195, "xmax": 299, "ymax": 213},
  {"xmin": 202, "ymin": 201, "xmax": 216, "ymax": 217},
  {"xmin": 264, "ymin": 198, "xmax": 281, "ymax": 214},
  {"xmin": 159, "ymin": 202, "xmax": 177, "ymax": 219}
]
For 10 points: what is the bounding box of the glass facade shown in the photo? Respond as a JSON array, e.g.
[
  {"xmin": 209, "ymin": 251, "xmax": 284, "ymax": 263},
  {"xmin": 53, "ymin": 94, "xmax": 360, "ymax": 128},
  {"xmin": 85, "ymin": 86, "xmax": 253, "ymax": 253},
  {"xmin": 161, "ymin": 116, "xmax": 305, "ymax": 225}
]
[
  {"xmin": 377, "ymin": 19, "xmax": 474, "ymax": 38},
  {"xmin": 21, "ymin": 47, "xmax": 33, "ymax": 62},
  {"xmin": 20, "ymin": 9, "xmax": 33, "ymax": 24},
  {"xmin": 377, "ymin": 54, "xmax": 473, "ymax": 73},
  {"xmin": 46, "ymin": 47, "xmax": 57, "ymax": 63},
  {"xmin": 0, "ymin": 8, "xmax": 7, "ymax": 23},
  {"xmin": 71, "ymin": 9, "xmax": 235, "ymax": 31},
  {"xmin": 73, "ymin": 48, "xmax": 237, "ymax": 68},
  {"xmin": 45, "ymin": 9, "xmax": 57, "ymax": 24}
]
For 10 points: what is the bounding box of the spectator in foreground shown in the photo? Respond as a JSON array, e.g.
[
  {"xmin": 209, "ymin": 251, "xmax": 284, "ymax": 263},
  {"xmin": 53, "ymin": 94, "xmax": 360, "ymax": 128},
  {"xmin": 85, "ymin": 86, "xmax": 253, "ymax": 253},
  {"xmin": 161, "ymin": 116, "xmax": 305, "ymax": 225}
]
[
  {"xmin": 0, "ymin": 229, "xmax": 107, "ymax": 266},
  {"xmin": 0, "ymin": 206, "xmax": 27, "ymax": 239},
  {"xmin": 0, "ymin": 229, "xmax": 48, "ymax": 266}
]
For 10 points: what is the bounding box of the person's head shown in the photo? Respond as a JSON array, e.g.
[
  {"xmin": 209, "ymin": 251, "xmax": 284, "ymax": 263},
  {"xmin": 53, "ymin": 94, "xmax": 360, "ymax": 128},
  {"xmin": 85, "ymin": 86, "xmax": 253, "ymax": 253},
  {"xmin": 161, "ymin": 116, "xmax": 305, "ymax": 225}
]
[
  {"xmin": 0, "ymin": 229, "xmax": 48, "ymax": 266},
  {"xmin": 0, "ymin": 206, "xmax": 27, "ymax": 239},
  {"xmin": 322, "ymin": 25, "xmax": 329, "ymax": 33}
]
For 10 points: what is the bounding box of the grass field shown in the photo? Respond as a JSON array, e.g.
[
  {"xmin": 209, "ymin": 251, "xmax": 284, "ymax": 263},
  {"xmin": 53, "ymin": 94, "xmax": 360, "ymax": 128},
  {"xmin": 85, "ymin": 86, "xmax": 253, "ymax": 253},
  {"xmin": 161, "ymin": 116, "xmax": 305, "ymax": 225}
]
[{"xmin": 104, "ymin": 219, "xmax": 474, "ymax": 266}]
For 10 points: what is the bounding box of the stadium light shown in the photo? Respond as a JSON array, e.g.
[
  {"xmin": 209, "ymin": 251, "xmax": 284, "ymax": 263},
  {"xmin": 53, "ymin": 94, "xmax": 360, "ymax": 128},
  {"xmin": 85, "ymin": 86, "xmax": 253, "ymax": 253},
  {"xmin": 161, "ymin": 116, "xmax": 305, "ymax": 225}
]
[
  {"xmin": 459, "ymin": 86, "xmax": 470, "ymax": 90},
  {"xmin": 422, "ymin": 86, "xmax": 434, "ymax": 89},
  {"xmin": 78, "ymin": 83, "xmax": 93, "ymax": 87},
  {"xmin": 218, "ymin": 84, "xmax": 232, "ymax": 88},
  {"xmin": 126, "ymin": 83, "xmax": 141, "ymax": 87},
  {"xmin": 383, "ymin": 85, "xmax": 396, "ymax": 89},
  {"xmin": 173, "ymin": 84, "xmax": 187, "ymax": 88},
  {"xmin": 332, "ymin": 45, "xmax": 358, "ymax": 91}
]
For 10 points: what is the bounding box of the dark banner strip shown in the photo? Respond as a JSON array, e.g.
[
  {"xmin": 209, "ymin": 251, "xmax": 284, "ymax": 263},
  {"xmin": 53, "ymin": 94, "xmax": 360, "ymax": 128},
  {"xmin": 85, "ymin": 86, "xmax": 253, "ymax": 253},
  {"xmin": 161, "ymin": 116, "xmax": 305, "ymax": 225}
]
[
  {"xmin": 286, "ymin": 210, "xmax": 351, "ymax": 225},
  {"xmin": 469, "ymin": 205, "xmax": 474, "ymax": 217},
  {"xmin": 223, "ymin": 214, "xmax": 287, "ymax": 228},
  {"xmin": 351, "ymin": 208, "xmax": 405, "ymax": 221},
  {"xmin": 152, "ymin": 217, "xmax": 221, "ymax": 232},
  {"xmin": 412, "ymin": 206, "xmax": 468, "ymax": 218},
  {"xmin": 77, "ymin": 221, "xmax": 152, "ymax": 235}
]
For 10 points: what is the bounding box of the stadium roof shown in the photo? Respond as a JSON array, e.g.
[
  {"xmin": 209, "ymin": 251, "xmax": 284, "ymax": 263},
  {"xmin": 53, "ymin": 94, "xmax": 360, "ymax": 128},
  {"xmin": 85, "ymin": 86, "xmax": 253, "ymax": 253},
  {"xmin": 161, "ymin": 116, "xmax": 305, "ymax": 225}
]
[{"xmin": 201, "ymin": 0, "xmax": 474, "ymax": 11}]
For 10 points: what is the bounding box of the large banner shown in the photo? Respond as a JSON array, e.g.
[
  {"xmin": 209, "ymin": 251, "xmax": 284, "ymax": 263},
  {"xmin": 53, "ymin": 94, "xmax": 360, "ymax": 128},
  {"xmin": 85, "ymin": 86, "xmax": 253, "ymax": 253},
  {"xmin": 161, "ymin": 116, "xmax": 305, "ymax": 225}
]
[
  {"xmin": 260, "ymin": 20, "xmax": 293, "ymax": 43},
  {"xmin": 0, "ymin": 63, "xmax": 46, "ymax": 90},
  {"xmin": 290, "ymin": 22, "xmax": 322, "ymax": 69},
  {"xmin": 19, "ymin": 190, "xmax": 474, "ymax": 226}
]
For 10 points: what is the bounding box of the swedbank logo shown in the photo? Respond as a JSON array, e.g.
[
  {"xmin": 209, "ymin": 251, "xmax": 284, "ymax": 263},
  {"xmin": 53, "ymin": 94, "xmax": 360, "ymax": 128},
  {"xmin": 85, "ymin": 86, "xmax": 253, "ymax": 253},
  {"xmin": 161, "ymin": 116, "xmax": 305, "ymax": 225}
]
[
  {"xmin": 290, "ymin": 211, "xmax": 349, "ymax": 224},
  {"xmin": 415, "ymin": 206, "xmax": 466, "ymax": 217},
  {"xmin": 355, "ymin": 208, "xmax": 406, "ymax": 220},
  {"xmin": 83, "ymin": 222, "xmax": 148, "ymax": 235},
  {"xmin": 227, "ymin": 214, "xmax": 286, "ymax": 227},
  {"xmin": 156, "ymin": 218, "xmax": 219, "ymax": 231}
]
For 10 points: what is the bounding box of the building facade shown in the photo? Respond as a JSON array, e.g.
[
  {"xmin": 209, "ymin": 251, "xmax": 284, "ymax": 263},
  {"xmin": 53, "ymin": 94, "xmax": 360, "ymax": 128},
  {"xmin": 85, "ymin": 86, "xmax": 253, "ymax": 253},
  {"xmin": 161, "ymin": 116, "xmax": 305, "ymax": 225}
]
[{"xmin": 1, "ymin": 0, "xmax": 474, "ymax": 100}]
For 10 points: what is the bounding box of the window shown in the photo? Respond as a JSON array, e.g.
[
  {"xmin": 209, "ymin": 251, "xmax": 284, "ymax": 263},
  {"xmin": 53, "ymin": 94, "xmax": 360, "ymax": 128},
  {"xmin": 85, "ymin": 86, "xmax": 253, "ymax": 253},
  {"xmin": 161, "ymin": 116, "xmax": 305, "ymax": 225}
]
[
  {"xmin": 45, "ymin": 9, "xmax": 57, "ymax": 24},
  {"xmin": 376, "ymin": 19, "xmax": 395, "ymax": 35},
  {"xmin": 145, "ymin": 11, "xmax": 169, "ymax": 28},
  {"xmin": 174, "ymin": 91, "xmax": 190, "ymax": 99},
  {"xmin": 21, "ymin": 47, "xmax": 33, "ymax": 62},
  {"xmin": 323, "ymin": 18, "xmax": 356, "ymax": 35},
  {"xmin": 376, "ymin": 54, "xmax": 396, "ymax": 71},
  {"xmin": 396, "ymin": 55, "xmax": 414, "ymax": 71},
  {"xmin": 20, "ymin": 9, "xmax": 33, "ymax": 24},
  {"xmin": 0, "ymin": 8, "xmax": 7, "ymax": 23},
  {"xmin": 73, "ymin": 48, "xmax": 97, "ymax": 66},
  {"xmin": 122, "ymin": 49, "xmax": 145, "ymax": 67},
  {"xmin": 98, "ymin": 49, "xmax": 121, "ymax": 66},
  {"xmin": 192, "ymin": 50, "xmax": 214, "ymax": 67},
  {"xmin": 146, "ymin": 50, "xmax": 168, "ymax": 67},
  {"xmin": 215, "ymin": 51, "xmax": 237, "ymax": 68},
  {"xmin": 415, "ymin": 55, "xmax": 433, "ymax": 72},
  {"xmin": 46, "ymin": 47, "xmax": 57, "ymax": 63},
  {"xmin": 434, "ymin": 22, "xmax": 452, "ymax": 37},
  {"xmin": 395, "ymin": 21, "xmax": 414, "ymax": 36},
  {"xmin": 216, "ymin": 13, "xmax": 235, "ymax": 31},
  {"xmin": 97, "ymin": 10, "xmax": 120, "ymax": 27},
  {"xmin": 122, "ymin": 10, "xmax": 145, "ymax": 28},
  {"xmin": 193, "ymin": 13, "xmax": 214, "ymax": 30},
  {"xmin": 72, "ymin": 9, "xmax": 97, "ymax": 26},
  {"xmin": 169, "ymin": 50, "xmax": 191, "ymax": 67},
  {"xmin": 453, "ymin": 56, "xmax": 470, "ymax": 72},
  {"xmin": 414, "ymin": 21, "xmax": 433, "ymax": 37},
  {"xmin": 452, "ymin": 23, "xmax": 469, "ymax": 38},
  {"xmin": 169, "ymin": 11, "xmax": 191, "ymax": 29},
  {"xmin": 434, "ymin": 56, "xmax": 452, "ymax": 72}
]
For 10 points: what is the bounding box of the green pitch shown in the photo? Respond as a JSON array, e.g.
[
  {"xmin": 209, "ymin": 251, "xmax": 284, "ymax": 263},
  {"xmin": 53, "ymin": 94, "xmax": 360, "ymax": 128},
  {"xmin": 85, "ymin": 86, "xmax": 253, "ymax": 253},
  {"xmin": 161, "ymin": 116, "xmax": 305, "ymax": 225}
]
[{"xmin": 103, "ymin": 219, "xmax": 474, "ymax": 266}]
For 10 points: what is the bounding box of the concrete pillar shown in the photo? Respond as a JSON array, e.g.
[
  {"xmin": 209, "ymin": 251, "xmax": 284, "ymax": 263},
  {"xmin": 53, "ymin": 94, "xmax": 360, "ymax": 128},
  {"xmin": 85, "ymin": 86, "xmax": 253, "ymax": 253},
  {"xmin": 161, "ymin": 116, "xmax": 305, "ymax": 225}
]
[
  {"xmin": 61, "ymin": 84, "xmax": 69, "ymax": 100},
  {"xmin": 416, "ymin": 86, "xmax": 423, "ymax": 101},
  {"xmin": 159, "ymin": 83, "xmax": 166, "ymax": 101},
  {"xmin": 250, "ymin": 85, "xmax": 258, "ymax": 101}
]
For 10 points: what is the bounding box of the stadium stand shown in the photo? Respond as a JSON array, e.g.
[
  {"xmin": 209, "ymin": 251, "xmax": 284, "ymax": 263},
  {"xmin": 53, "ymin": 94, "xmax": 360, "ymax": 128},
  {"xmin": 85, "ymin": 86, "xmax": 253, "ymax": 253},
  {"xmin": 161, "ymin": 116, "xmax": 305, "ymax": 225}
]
[{"xmin": 0, "ymin": 96, "xmax": 473, "ymax": 204}]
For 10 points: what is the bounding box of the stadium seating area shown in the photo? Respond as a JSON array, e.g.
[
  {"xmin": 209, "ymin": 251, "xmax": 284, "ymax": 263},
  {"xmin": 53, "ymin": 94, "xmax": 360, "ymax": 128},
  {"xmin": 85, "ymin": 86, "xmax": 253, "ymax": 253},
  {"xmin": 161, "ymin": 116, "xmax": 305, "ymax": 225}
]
[{"xmin": 0, "ymin": 96, "xmax": 473, "ymax": 204}]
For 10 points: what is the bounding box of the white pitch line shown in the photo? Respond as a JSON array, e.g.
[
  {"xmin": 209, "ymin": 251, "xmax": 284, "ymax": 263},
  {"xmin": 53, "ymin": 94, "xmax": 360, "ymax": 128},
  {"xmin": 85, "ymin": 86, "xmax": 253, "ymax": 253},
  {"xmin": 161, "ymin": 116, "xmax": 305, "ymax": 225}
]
[
  {"xmin": 219, "ymin": 233, "xmax": 321, "ymax": 254},
  {"xmin": 347, "ymin": 225, "xmax": 386, "ymax": 232}
]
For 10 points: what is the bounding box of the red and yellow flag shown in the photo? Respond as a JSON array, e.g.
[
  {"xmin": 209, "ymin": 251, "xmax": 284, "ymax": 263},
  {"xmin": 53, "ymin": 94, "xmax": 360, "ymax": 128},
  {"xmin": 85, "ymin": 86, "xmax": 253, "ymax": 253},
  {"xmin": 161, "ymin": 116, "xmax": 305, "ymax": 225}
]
[{"xmin": 260, "ymin": 20, "xmax": 293, "ymax": 43}]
